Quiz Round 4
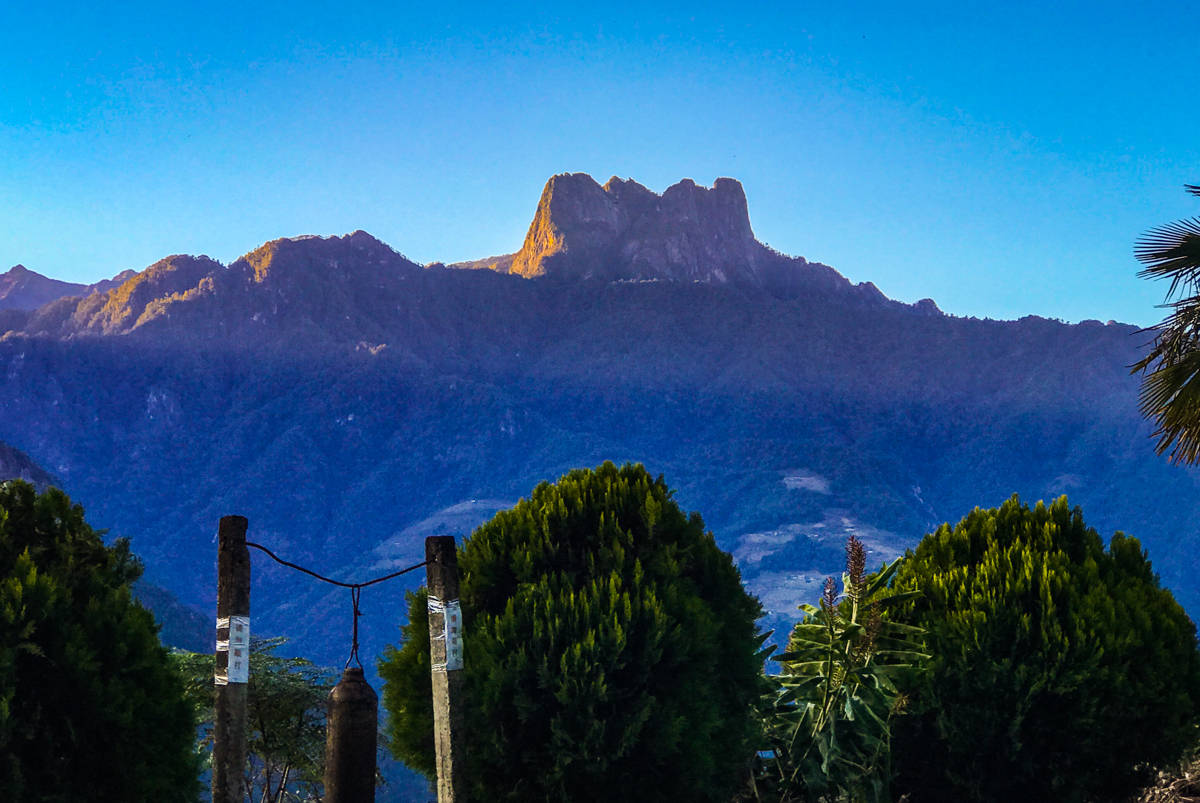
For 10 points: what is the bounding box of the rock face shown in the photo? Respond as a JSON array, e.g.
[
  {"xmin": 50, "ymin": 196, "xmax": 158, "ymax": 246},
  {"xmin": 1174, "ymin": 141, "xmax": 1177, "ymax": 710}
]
[{"xmin": 509, "ymin": 174, "xmax": 783, "ymax": 285}]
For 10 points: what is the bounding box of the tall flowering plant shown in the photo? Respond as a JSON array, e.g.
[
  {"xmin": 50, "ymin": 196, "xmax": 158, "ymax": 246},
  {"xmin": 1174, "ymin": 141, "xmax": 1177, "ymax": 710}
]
[{"xmin": 758, "ymin": 537, "xmax": 927, "ymax": 803}]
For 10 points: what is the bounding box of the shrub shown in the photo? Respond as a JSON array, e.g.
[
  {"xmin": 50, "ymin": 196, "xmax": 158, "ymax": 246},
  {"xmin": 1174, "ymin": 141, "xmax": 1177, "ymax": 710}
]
[{"xmin": 890, "ymin": 495, "xmax": 1200, "ymax": 802}]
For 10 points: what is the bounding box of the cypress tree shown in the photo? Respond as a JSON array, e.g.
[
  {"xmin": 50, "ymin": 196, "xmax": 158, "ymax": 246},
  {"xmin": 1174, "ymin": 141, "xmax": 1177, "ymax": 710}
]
[
  {"xmin": 0, "ymin": 481, "xmax": 198, "ymax": 801},
  {"xmin": 890, "ymin": 495, "xmax": 1200, "ymax": 803},
  {"xmin": 379, "ymin": 462, "xmax": 764, "ymax": 802}
]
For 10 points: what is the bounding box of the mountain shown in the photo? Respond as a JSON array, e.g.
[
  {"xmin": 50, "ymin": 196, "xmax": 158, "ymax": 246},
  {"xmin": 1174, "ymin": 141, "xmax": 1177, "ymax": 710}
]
[
  {"xmin": 0, "ymin": 440, "xmax": 56, "ymax": 489},
  {"xmin": 0, "ymin": 440, "xmax": 209, "ymax": 651},
  {"xmin": 0, "ymin": 264, "xmax": 137, "ymax": 312},
  {"xmin": 0, "ymin": 173, "xmax": 1193, "ymax": 676},
  {"xmin": 509, "ymin": 174, "xmax": 771, "ymax": 281},
  {"xmin": 452, "ymin": 174, "xmax": 873, "ymax": 299},
  {"xmin": 10, "ymin": 233, "xmax": 425, "ymax": 343}
]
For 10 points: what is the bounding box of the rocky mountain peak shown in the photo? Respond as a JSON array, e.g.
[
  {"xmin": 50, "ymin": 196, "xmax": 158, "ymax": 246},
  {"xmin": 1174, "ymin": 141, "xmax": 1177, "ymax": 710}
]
[
  {"xmin": 508, "ymin": 173, "xmax": 772, "ymax": 284},
  {"xmin": 600, "ymin": 176, "xmax": 657, "ymax": 206},
  {"xmin": 46, "ymin": 254, "xmax": 225, "ymax": 335},
  {"xmin": 234, "ymin": 230, "xmax": 408, "ymax": 285}
]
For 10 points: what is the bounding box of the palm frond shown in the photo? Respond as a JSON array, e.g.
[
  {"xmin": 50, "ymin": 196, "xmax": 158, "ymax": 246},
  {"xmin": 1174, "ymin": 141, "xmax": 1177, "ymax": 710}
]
[
  {"xmin": 1135, "ymin": 218, "xmax": 1200, "ymax": 296},
  {"xmin": 1132, "ymin": 184, "xmax": 1200, "ymax": 464},
  {"xmin": 1133, "ymin": 299, "xmax": 1200, "ymax": 372},
  {"xmin": 1138, "ymin": 347, "xmax": 1200, "ymax": 463}
]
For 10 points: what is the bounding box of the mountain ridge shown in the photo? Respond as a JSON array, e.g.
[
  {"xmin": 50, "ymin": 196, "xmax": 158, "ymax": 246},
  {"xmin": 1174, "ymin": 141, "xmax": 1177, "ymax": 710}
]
[
  {"xmin": 2, "ymin": 174, "xmax": 982, "ymax": 334},
  {"xmin": 0, "ymin": 440, "xmax": 56, "ymax": 489},
  {"xmin": 0, "ymin": 264, "xmax": 137, "ymax": 312}
]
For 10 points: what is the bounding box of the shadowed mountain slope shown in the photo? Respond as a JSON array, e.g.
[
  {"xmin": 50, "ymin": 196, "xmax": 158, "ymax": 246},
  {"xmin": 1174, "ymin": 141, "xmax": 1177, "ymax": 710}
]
[{"xmin": 0, "ymin": 441, "xmax": 56, "ymax": 489}]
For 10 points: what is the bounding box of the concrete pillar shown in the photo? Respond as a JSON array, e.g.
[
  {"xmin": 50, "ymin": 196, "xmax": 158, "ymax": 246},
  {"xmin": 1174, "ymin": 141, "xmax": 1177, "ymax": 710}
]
[
  {"xmin": 213, "ymin": 515, "xmax": 251, "ymax": 803},
  {"xmin": 426, "ymin": 535, "xmax": 466, "ymax": 802}
]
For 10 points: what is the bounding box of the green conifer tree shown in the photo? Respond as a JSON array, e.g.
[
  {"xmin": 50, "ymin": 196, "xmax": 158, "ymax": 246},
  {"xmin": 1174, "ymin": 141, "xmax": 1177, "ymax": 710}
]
[
  {"xmin": 890, "ymin": 495, "xmax": 1200, "ymax": 803},
  {"xmin": 0, "ymin": 481, "xmax": 198, "ymax": 801},
  {"xmin": 379, "ymin": 462, "xmax": 765, "ymax": 802}
]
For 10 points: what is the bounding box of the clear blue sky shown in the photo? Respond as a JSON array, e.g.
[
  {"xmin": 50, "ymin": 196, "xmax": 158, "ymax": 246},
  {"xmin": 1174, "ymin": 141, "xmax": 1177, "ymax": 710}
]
[{"xmin": 2, "ymin": 1, "xmax": 1196, "ymax": 325}]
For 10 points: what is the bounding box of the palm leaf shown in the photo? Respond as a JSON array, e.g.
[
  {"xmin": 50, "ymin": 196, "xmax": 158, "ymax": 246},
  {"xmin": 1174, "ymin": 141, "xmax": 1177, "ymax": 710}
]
[
  {"xmin": 1138, "ymin": 347, "xmax": 1200, "ymax": 461},
  {"xmin": 1135, "ymin": 218, "xmax": 1200, "ymax": 295},
  {"xmin": 1132, "ymin": 184, "xmax": 1200, "ymax": 462}
]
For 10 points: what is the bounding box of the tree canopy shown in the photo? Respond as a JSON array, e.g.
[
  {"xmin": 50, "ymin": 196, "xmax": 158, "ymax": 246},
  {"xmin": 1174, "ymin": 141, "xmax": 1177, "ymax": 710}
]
[
  {"xmin": 379, "ymin": 462, "xmax": 765, "ymax": 802},
  {"xmin": 889, "ymin": 495, "xmax": 1200, "ymax": 803},
  {"xmin": 0, "ymin": 480, "xmax": 198, "ymax": 801}
]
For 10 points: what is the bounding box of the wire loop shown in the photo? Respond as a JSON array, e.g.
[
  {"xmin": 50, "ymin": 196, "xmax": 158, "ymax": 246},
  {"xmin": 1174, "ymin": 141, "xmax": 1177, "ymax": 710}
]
[{"xmin": 244, "ymin": 541, "xmax": 428, "ymax": 667}]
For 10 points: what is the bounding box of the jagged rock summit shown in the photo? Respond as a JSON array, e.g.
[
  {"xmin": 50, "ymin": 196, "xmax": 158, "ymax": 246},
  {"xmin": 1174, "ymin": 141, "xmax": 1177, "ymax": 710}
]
[{"xmin": 507, "ymin": 174, "xmax": 783, "ymax": 285}]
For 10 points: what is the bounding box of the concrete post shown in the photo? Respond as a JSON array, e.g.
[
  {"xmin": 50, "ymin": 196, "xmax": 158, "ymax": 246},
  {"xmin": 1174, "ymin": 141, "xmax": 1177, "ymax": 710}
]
[
  {"xmin": 426, "ymin": 535, "xmax": 466, "ymax": 802},
  {"xmin": 213, "ymin": 515, "xmax": 251, "ymax": 803}
]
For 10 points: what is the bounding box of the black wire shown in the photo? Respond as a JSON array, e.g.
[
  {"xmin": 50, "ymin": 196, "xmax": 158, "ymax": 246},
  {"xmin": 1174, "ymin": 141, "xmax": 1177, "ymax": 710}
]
[
  {"xmin": 347, "ymin": 586, "xmax": 363, "ymax": 669},
  {"xmin": 245, "ymin": 541, "xmax": 426, "ymax": 588},
  {"xmin": 243, "ymin": 541, "xmax": 428, "ymax": 668}
]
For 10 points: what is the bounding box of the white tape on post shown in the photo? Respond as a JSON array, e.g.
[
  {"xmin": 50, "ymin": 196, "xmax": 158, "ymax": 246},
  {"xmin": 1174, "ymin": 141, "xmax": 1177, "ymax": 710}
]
[
  {"xmin": 428, "ymin": 596, "xmax": 464, "ymax": 672},
  {"xmin": 215, "ymin": 615, "xmax": 251, "ymax": 685}
]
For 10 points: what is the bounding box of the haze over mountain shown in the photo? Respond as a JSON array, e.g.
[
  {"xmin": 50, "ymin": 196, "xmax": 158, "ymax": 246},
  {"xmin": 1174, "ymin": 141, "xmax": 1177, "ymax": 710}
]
[{"xmin": 0, "ymin": 172, "xmax": 1193, "ymax": 677}]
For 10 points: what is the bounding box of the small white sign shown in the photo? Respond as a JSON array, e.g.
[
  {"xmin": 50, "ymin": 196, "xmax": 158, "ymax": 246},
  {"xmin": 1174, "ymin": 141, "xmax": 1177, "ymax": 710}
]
[
  {"xmin": 444, "ymin": 600, "xmax": 463, "ymax": 672},
  {"xmin": 214, "ymin": 615, "xmax": 250, "ymax": 685},
  {"xmin": 228, "ymin": 616, "xmax": 250, "ymax": 648},
  {"xmin": 228, "ymin": 644, "xmax": 249, "ymax": 684}
]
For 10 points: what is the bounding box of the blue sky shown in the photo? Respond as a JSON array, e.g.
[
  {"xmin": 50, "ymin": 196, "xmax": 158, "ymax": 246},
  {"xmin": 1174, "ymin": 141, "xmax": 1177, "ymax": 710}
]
[{"xmin": 1, "ymin": 1, "xmax": 1196, "ymax": 325}]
